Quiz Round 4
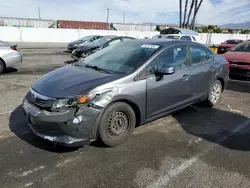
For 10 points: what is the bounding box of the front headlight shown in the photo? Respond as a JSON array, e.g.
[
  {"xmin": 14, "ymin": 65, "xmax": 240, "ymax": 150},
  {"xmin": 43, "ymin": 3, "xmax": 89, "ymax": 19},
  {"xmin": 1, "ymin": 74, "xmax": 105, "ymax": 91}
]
[
  {"xmin": 51, "ymin": 94, "xmax": 96, "ymax": 111},
  {"xmin": 74, "ymin": 44, "xmax": 79, "ymax": 47},
  {"xmin": 52, "ymin": 99, "xmax": 69, "ymax": 110}
]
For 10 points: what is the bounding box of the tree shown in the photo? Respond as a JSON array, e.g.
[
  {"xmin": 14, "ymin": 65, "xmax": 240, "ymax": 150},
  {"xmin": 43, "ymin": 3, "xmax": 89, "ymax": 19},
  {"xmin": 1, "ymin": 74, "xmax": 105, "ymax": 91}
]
[
  {"xmin": 182, "ymin": 0, "xmax": 189, "ymax": 28},
  {"xmin": 240, "ymin": 29, "xmax": 250, "ymax": 34},
  {"xmin": 190, "ymin": 0, "xmax": 204, "ymax": 29},
  {"xmin": 179, "ymin": 0, "xmax": 182, "ymax": 28},
  {"xmin": 185, "ymin": 0, "xmax": 195, "ymax": 28},
  {"xmin": 155, "ymin": 25, "xmax": 161, "ymax": 32}
]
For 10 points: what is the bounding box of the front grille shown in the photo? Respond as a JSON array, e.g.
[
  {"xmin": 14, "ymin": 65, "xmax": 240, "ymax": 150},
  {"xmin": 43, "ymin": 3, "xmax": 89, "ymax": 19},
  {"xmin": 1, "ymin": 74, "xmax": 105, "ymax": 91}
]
[
  {"xmin": 32, "ymin": 98, "xmax": 54, "ymax": 108},
  {"xmin": 28, "ymin": 89, "xmax": 55, "ymax": 109},
  {"xmin": 229, "ymin": 61, "xmax": 250, "ymax": 66}
]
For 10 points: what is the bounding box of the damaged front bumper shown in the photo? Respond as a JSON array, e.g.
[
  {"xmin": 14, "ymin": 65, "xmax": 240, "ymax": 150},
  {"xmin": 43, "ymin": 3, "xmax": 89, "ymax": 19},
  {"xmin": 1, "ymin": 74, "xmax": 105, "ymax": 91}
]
[{"xmin": 22, "ymin": 98, "xmax": 102, "ymax": 147}]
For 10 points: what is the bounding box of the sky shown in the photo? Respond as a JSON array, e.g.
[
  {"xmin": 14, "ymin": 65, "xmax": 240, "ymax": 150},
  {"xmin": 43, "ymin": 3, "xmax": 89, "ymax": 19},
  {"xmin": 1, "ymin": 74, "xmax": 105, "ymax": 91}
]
[{"xmin": 0, "ymin": 0, "xmax": 249, "ymax": 25}]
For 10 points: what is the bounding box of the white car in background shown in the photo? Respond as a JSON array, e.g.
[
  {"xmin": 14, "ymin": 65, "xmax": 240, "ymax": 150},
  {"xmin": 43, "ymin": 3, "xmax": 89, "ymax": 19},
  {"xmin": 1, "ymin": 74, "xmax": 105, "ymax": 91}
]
[
  {"xmin": 0, "ymin": 40, "xmax": 22, "ymax": 74},
  {"xmin": 153, "ymin": 34, "xmax": 197, "ymax": 42}
]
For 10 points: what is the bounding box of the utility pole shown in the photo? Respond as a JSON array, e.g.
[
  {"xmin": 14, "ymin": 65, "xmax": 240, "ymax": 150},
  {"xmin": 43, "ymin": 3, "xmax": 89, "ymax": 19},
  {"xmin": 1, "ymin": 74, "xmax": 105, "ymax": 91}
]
[
  {"xmin": 106, "ymin": 8, "xmax": 110, "ymax": 23},
  {"xmin": 123, "ymin": 12, "xmax": 125, "ymax": 24},
  {"xmin": 38, "ymin": 6, "xmax": 41, "ymax": 19}
]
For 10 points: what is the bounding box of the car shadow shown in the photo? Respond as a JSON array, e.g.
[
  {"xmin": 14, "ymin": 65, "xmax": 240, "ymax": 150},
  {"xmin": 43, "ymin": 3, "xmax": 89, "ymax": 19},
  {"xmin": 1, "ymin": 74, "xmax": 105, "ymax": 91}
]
[
  {"xmin": 9, "ymin": 105, "xmax": 78, "ymax": 153},
  {"xmin": 9, "ymin": 104, "xmax": 250, "ymax": 152},
  {"xmin": 64, "ymin": 60, "xmax": 76, "ymax": 64},
  {"xmin": 172, "ymin": 106, "xmax": 250, "ymax": 151},
  {"xmin": 3, "ymin": 67, "xmax": 18, "ymax": 74},
  {"xmin": 226, "ymin": 79, "xmax": 250, "ymax": 93}
]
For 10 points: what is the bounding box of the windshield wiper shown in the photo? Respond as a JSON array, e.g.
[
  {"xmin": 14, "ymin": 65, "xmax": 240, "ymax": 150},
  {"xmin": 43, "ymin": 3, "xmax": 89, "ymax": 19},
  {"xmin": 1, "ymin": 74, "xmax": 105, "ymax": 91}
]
[{"xmin": 85, "ymin": 65, "xmax": 111, "ymax": 74}]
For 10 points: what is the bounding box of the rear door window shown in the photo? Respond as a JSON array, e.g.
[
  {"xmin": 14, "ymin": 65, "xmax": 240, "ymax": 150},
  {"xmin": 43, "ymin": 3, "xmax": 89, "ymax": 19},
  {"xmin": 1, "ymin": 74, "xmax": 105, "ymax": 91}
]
[{"xmin": 190, "ymin": 46, "xmax": 213, "ymax": 64}]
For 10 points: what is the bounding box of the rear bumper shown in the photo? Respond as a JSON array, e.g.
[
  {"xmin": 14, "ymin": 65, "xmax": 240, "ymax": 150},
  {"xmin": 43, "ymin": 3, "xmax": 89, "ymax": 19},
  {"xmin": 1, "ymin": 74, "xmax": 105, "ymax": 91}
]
[
  {"xmin": 22, "ymin": 96, "xmax": 103, "ymax": 147},
  {"xmin": 4, "ymin": 52, "xmax": 23, "ymax": 68}
]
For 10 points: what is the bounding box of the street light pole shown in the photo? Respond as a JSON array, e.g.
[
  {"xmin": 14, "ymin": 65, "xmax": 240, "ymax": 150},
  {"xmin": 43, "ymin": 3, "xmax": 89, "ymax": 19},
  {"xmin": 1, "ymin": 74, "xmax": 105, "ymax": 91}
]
[
  {"xmin": 38, "ymin": 6, "xmax": 41, "ymax": 20},
  {"xmin": 106, "ymin": 8, "xmax": 110, "ymax": 23},
  {"xmin": 123, "ymin": 12, "xmax": 125, "ymax": 24}
]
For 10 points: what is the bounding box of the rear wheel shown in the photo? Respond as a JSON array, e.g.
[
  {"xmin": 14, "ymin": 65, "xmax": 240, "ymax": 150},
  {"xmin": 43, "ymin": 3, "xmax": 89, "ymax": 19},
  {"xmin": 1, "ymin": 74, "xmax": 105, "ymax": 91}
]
[
  {"xmin": 98, "ymin": 102, "xmax": 136, "ymax": 147},
  {"xmin": 207, "ymin": 80, "xmax": 222, "ymax": 107},
  {"xmin": 0, "ymin": 60, "xmax": 5, "ymax": 74}
]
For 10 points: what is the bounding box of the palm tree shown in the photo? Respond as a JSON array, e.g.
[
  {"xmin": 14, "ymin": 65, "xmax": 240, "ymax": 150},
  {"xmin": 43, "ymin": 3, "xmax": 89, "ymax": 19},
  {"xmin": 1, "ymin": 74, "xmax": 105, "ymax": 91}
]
[
  {"xmin": 185, "ymin": 0, "xmax": 195, "ymax": 28},
  {"xmin": 179, "ymin": 0, "xmax": 182, "ymax": 28},
  {"xmin": 182, "ymin": 0, "xmax": 189, "ymax": 28},
  {"xmin": 190, "ymin": 0, "xmax": 204, "ymax": 29},
  {"xmin": 190, "ymin": 0, "xmax": 197, "ymax": 29}
]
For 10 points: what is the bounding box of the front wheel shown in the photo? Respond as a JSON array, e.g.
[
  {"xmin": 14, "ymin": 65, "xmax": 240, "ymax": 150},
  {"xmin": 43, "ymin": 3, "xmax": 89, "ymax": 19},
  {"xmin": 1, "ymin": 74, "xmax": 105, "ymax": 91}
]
[
  {"xmin": 207, "ymin": 80, "xmax": 222, "ymax": 107},
  {"xmin": 98, "ymin": 102, "xmax": 136, "ymax": 147}
]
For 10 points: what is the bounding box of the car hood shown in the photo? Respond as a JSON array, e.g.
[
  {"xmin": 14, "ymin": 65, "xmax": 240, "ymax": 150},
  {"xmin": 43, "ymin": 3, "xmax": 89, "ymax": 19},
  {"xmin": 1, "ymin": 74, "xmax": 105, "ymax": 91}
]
[
  {"xmin": 222, "ymin": 51, "xmax": 250, "ymax": 62},
  {"xmin": 218, "ymin": 44, "xmax": 237, "ymax": 48},
  {"xmin": 77, "ymin": 44, "xmax": 100, "ymax": 52},
  {"xmin": 32, "ymin": 65, "xmax": 122, "ymax": 98},
  {"xmin": 68, "ymin": 40, "xmax": 85, "ymax": 46}
]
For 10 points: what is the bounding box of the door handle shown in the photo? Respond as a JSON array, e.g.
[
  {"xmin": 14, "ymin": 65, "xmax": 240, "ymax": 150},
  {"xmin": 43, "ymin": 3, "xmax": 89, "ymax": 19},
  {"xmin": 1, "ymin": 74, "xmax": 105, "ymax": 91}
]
[
  {"xmin": 182, "ymin": 74, "xmax": 190, "ymax": 81},
  {"xmin": 209, "ymin": 67, "xmax": 215, "ymax": 72}
]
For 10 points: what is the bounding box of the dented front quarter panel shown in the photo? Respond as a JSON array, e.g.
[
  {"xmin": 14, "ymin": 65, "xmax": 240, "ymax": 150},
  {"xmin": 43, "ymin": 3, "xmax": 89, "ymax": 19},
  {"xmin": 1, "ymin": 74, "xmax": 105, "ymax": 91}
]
[{"xmin": 88, "ymin": 76, "xmax": 147, "ymax": 137}]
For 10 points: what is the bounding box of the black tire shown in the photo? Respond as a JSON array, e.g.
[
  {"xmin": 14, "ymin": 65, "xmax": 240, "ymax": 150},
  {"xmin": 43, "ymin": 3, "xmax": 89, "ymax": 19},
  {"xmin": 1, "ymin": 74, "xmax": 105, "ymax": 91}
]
[
  {"xmin": 0, "ymin": 60, "xmax": 5, "ymax": 74},
  {"xmin": 98, "ymin": 102, "xmax": 136, "ymax": 147},
  {"xmin": 207, "ymin": 80, "xmax": 222, "ymax": 107}
]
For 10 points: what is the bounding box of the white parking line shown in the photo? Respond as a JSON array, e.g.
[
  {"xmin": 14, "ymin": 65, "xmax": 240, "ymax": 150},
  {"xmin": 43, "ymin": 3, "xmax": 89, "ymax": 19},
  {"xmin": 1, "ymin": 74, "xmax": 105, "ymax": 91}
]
[{"xmin": 147, "ymin": 119, "xmax": 250, "ymax": 188}]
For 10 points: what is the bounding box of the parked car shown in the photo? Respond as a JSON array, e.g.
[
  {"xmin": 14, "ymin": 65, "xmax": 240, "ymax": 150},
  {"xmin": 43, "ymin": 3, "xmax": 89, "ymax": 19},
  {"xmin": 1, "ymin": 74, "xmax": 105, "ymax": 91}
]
[
  {"xmin": 22, "ymin": 39, "xmax": 229, "ymax": 147},
  {"xmin": 67, "ymin": 35, "xmax": 103, "ymax": 51},
  {"xmin": 217, "ymin": 39, "xmax": 243, "ymax": 54},
  {"xmin": 222, "ymin": 41, "xmax": 250, "ymax": 78},
  {"xmin": 154, "ymin": 34, "xmax": 196, "ymax": 42},
  {"xmin": 0, "ymin": 40, "xmax": 22, "ymax": 74},
  {"xmin": 71, "ymin": 35, "xmax": 135, "ymax": 60}
]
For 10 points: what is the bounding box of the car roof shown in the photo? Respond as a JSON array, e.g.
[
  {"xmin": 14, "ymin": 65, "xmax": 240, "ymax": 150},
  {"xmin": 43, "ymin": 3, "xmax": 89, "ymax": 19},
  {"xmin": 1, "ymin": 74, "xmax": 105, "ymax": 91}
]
[
  {"xmin": 162, "ymin": 34, "xmax": 195, "ymax": 37},
  {"xmin": 122, "ymin": 39, "xmax": 196, "ymax": 47}
]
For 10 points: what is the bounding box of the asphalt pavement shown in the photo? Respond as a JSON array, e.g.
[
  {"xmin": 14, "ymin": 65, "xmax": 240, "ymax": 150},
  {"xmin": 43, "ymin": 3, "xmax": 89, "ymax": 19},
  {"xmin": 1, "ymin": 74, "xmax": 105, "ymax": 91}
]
[{"xmin": 0, "ymin": 47, "xmax": 250, "ymax": 188}]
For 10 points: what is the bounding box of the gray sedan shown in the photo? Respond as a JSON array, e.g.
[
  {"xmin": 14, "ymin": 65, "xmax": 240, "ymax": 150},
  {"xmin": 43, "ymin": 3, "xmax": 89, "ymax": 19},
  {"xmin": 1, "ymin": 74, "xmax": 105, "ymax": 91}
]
[
  {"xmin": 23, "ymin": 39, "xmax": 229, "ymax": 147},
  {"xmin": 0, "ymin": 40, "xmax": 22, "ymax": 74}
]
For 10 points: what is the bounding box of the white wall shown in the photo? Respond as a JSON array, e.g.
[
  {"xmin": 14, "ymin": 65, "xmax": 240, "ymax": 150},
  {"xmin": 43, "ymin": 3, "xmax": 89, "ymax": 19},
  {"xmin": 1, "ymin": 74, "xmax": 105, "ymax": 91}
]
[{"xmin": 1, "ymin": 26, "xmax": 250, "ymax": 44}]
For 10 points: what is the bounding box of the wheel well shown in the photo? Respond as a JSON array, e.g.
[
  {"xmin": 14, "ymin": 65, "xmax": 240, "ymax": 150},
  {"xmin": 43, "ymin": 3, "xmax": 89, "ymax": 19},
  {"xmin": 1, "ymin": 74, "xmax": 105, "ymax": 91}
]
[
  {"xmin": 113, "ymin": 100, "xmax": 141, "ymax": 126},
  {"xmin": 0, "ymin": 58, "xmax": 6, "ymax": 68},
  {"xmin": 217, "ymin": 77, "xmax": 225, "ymax": 91}
]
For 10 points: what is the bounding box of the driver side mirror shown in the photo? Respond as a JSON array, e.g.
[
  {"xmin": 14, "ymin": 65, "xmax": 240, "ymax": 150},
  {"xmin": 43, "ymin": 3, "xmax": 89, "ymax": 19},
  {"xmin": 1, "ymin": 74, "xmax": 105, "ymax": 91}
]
[{"xmin": 156, "ymin": 66, "xmax": 175, "ymax": 75}]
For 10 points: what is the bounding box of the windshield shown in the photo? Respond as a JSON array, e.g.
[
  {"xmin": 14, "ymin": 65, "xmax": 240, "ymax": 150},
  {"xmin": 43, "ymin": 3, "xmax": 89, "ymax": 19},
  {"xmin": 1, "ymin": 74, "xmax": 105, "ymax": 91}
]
[
  {"xmin": 75, "ymin": 42, "xmax": 161, "ymax": 74},
  {"xmin": 91, "ymin": 36, "xmax": 115, "ymax": 46},
  {"xmin": 164, "ymin": 35, "xmax": 180, "ymax": 40},
  {"xmin": 79, "ymin": 36, "xmax": 93, "ymax": 41},
  {"xmin": 224, "ymin": 40, "xmax": 241, "ymax": 44},
  {"xmin": 232, "ymin": 43, "xmax": 250, "ymax": 52}
]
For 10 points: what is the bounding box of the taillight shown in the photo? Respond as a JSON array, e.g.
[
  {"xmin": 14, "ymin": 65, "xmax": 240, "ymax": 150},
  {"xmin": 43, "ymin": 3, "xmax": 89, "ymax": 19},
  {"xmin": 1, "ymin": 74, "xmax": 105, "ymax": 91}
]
[
  {"xmin": 226, "ymin": 61, "xmax": 230, "ymax": 67},
  {"xmin": 10, "ymin": 46, "xmax": 18, "ymax": 51}
]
